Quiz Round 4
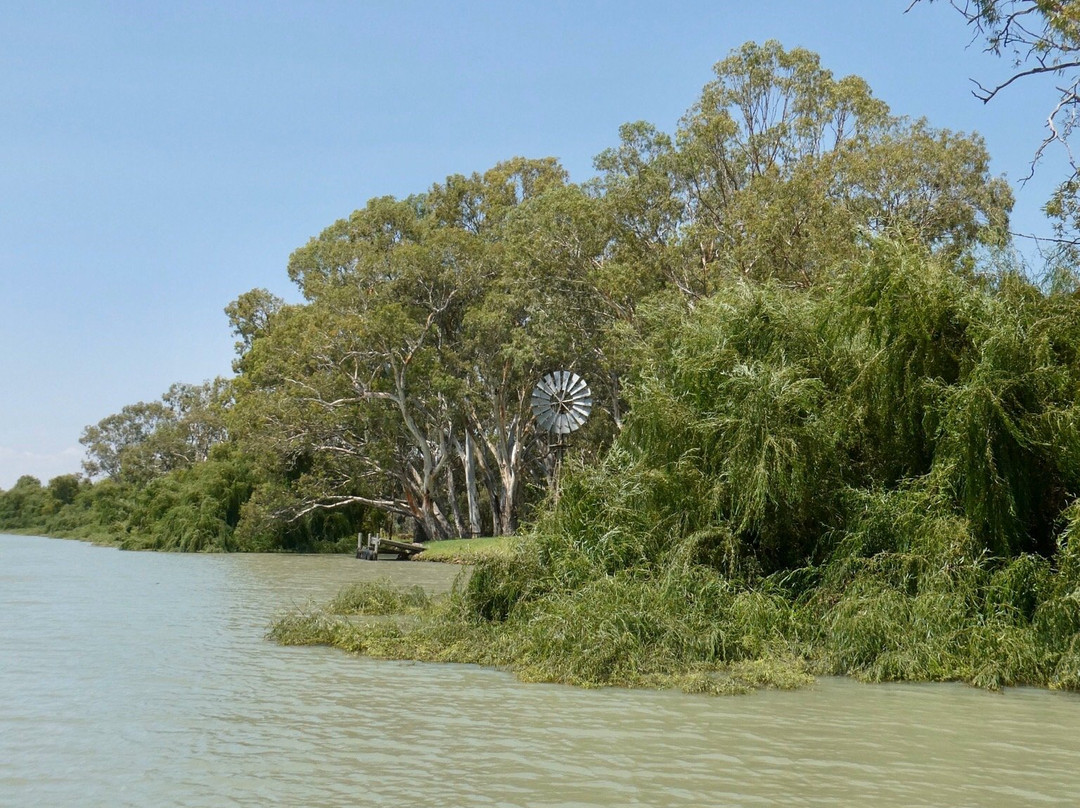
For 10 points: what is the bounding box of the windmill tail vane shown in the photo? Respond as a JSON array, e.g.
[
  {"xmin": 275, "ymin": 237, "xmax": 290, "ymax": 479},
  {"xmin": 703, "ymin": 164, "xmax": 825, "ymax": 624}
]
[{"xmin": 531, "ymin": 371, "xmax": 592, "ymax": 435}]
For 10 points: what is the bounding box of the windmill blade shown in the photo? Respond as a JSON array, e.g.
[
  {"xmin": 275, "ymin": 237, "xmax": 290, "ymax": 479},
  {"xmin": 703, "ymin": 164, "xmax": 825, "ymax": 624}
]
[
  {"xmin": 532, "ymin": 370, "xmax": 593, "ymax": 435},
  {"xmin": 538, "ymin": 406, "xmax": 557, "ymax": 428}
]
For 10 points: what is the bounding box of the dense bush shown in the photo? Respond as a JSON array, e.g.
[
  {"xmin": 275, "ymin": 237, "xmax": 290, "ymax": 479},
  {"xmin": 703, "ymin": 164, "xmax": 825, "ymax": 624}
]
[{"xmin": 280, "ymin": 244, "xmax": 1080, "ymax": 691}]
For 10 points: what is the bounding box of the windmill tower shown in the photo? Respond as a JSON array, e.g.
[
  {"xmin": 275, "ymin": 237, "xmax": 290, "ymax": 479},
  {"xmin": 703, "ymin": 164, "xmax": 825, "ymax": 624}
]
[{"xmin": 530, "ymin": 371, "xmax": 592, "ymax": 499}]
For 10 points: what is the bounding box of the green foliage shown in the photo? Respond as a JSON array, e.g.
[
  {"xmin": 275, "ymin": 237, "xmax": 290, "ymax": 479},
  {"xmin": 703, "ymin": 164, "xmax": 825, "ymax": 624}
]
[
  {"xmin": 0, "ymin": 476, "xmax": 48, "ymax": 529},
  {"xmin": 285, "ymin": 242, "xmax": 1080, "ymax": 692},
  {"xmin": 80, "ymin": 378, "xmax": 230, "ymax": 484},
  {"xmin": 120, "ymin": 453, "xmax": 254, "ymax": 551},
  {"xmin": 267, "ymin": 608, "xmax": 344, "ymax": 647},
  {"xmin": 229, "ymin": 155, "xmax": 620, "ymax": 541},
  {"xmin": 47, "ymin": 474, "xmax": 81, "ymax": 507},
  {"xmin": 230, "ymin": 481, "xmax": 371, "ymax": 553},
  {"xmin": 596, "ymin": 41, "xmax": 1011, "ymax": 296},
  {"xmin": 218, "ymin": 40, "xmax": 1012, "ymax": 548},
  {"xmin": 326, "ymin": 579, "xmax": 430, "ymax": 615}
]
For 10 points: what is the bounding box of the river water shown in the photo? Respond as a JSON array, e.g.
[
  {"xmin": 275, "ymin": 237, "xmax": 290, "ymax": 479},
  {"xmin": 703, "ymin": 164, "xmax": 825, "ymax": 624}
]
[{"xmin": 3, "ymin": 534, "xmax": 1080, "ymax": 807}]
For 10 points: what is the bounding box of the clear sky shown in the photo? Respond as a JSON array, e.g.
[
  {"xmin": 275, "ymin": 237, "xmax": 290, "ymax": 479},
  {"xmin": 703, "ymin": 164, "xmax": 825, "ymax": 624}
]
[{"xmin": 0, "ymin": 1, "xmax": 1069, "ymax": 489}]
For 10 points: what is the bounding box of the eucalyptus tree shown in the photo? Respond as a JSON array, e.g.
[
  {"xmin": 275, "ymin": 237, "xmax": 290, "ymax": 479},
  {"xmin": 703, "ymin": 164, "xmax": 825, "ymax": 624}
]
[
  {"xmin": 595, "ymin": 41, "xmax": 1012, "ymax": 301},
  {"xmin": 453, "ymin": 172, "xmax": 620, "ymax": 533},
  {"xmin": 231, "ymin": 195, "xmax": 469, "ymax": 541},
  {"xmin": 80, "ymin": 378, "xmax": 231, "ymax": 484},
  {"xmin": 230, "ymin": 158, "xmax": 616, "ymax": 538},
  {"xmin": 80, "ymin": 401, "xmax": 172, "ymax": 481},
  {"xmin": 224, "ymin": 287, "xmax": 284, "ymax": 371}
]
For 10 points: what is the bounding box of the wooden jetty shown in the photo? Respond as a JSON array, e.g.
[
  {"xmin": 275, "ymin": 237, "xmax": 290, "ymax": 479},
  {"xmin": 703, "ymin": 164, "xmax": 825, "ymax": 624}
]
[{"xmin": 355, "ymin": 532, "xmax": 425, "ymax": 561}]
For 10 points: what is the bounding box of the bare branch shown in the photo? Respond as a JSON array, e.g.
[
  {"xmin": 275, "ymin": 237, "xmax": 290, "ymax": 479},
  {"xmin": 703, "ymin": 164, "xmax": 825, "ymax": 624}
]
[{"xmin": 970, "ymin": 61, "xmax": 1080, "ymax": 103}]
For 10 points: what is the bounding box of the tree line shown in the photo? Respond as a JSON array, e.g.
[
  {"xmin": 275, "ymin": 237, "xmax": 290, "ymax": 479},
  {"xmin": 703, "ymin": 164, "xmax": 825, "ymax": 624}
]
[{"xmin": 0, "ymin": 41, "xmax": 1021, "ymax": 550}]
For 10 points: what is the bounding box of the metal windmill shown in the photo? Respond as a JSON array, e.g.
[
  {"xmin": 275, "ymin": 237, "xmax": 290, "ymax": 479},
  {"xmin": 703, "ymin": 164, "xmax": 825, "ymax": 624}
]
[
  {"xmin": 531, "ymin": 371, "xmax": 592, "ymax": 436},
  {"xmin": 531, "ymin": 371, "xmax": 592, "ymax": 499}
]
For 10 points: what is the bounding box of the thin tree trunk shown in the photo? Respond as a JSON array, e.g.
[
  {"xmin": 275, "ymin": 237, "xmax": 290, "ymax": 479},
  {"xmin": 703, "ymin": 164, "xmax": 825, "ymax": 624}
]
[
  {"xmin": 498, "ymin": 465, "xmax": 517, "ymax": 535},
  {"xmin": 463, "ymin": 431, "xmax": 482, "ymax": 537},
  {"xmin": 479, "ymin": 454, "xmax": 501, "ymax": 536},
  {"xmin": 445, "ymin": 450, "xmax": 465, "ymax": 538}
]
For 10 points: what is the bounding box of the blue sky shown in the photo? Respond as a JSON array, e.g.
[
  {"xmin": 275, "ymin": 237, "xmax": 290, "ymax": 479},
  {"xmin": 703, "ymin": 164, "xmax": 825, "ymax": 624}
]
[{"xmin": 0, "ymin": 1, "xmax": 1069, "ymax": 489}]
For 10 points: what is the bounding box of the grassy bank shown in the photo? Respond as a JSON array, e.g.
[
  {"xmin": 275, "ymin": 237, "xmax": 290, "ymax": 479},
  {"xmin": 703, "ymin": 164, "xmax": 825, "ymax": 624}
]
[
  {"xmin": 415, "ymin": 536, "xmax": 518, "ymax": 564},
  {"xmin": 269, "ymin": 532, "xmax": 1080, "ymax": 694}
]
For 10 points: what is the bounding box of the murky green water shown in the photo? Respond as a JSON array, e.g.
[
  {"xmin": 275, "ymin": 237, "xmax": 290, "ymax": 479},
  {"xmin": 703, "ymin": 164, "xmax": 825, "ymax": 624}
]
[{"xmin": 3, "ymin": 534, "xmax": 1080, "ymax": 807}]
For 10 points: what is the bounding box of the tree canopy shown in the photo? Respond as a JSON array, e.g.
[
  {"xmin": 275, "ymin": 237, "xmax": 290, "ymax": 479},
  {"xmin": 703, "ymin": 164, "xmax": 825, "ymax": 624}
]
[{"xmin": 6, "ymin": 41, "xmax": 1029, "ymax": 561}]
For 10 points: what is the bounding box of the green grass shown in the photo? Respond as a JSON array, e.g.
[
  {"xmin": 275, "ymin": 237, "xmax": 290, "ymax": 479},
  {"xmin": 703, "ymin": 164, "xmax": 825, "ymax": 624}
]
[{"xmin": 415, "ymin": 536, "xmax": 519, "ymax": 564}]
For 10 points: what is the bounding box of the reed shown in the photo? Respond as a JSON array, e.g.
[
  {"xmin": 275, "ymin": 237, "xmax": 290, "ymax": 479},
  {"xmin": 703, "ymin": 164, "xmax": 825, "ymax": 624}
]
[{"xmin": 326, "ymin": 579, "xmax": 430, "ymax": 615}]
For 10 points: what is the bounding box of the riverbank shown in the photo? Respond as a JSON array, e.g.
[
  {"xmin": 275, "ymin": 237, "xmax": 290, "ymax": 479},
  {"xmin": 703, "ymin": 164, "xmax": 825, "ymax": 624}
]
[
  {"xmin": 270, "ymin": 527, "xmax": 1080, "ymax": 696},
  {"xmin": 412, "ymin": 536, "xmax": 518, "ymax": 564},
  {"xmin": 268, "ymin": 255, "xmax": 1080, "ymax": 697}
]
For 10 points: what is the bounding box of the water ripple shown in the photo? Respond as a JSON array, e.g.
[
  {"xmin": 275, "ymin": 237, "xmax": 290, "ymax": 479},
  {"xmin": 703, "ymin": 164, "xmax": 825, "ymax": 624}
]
[{"xmin": 3, "ymin": 534, "xmax": 1080, "ymax": 807}]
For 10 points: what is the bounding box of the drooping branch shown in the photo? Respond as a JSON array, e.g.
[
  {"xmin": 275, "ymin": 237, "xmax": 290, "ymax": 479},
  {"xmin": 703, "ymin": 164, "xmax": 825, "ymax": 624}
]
[{"xmin": 287, "ymin": 493, "xmax": 412, "ymax": 521}]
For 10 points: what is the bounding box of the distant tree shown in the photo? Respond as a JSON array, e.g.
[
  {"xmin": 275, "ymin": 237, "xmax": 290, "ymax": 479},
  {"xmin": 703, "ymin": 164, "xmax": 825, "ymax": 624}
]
[
  {"xmin": 80, "ymin": 402, "xmax": 170, "ymax": 480},
  {"xmin": 0, "ymin": 475, "xmax": 47, "ymax": 528},
  {"xmin": 47, "ymin": 474, "xmax": 81, "ymax": 506},
  {"xmin": 80, "ymin": 379, "xmax": 230, "ymax": 483}
]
